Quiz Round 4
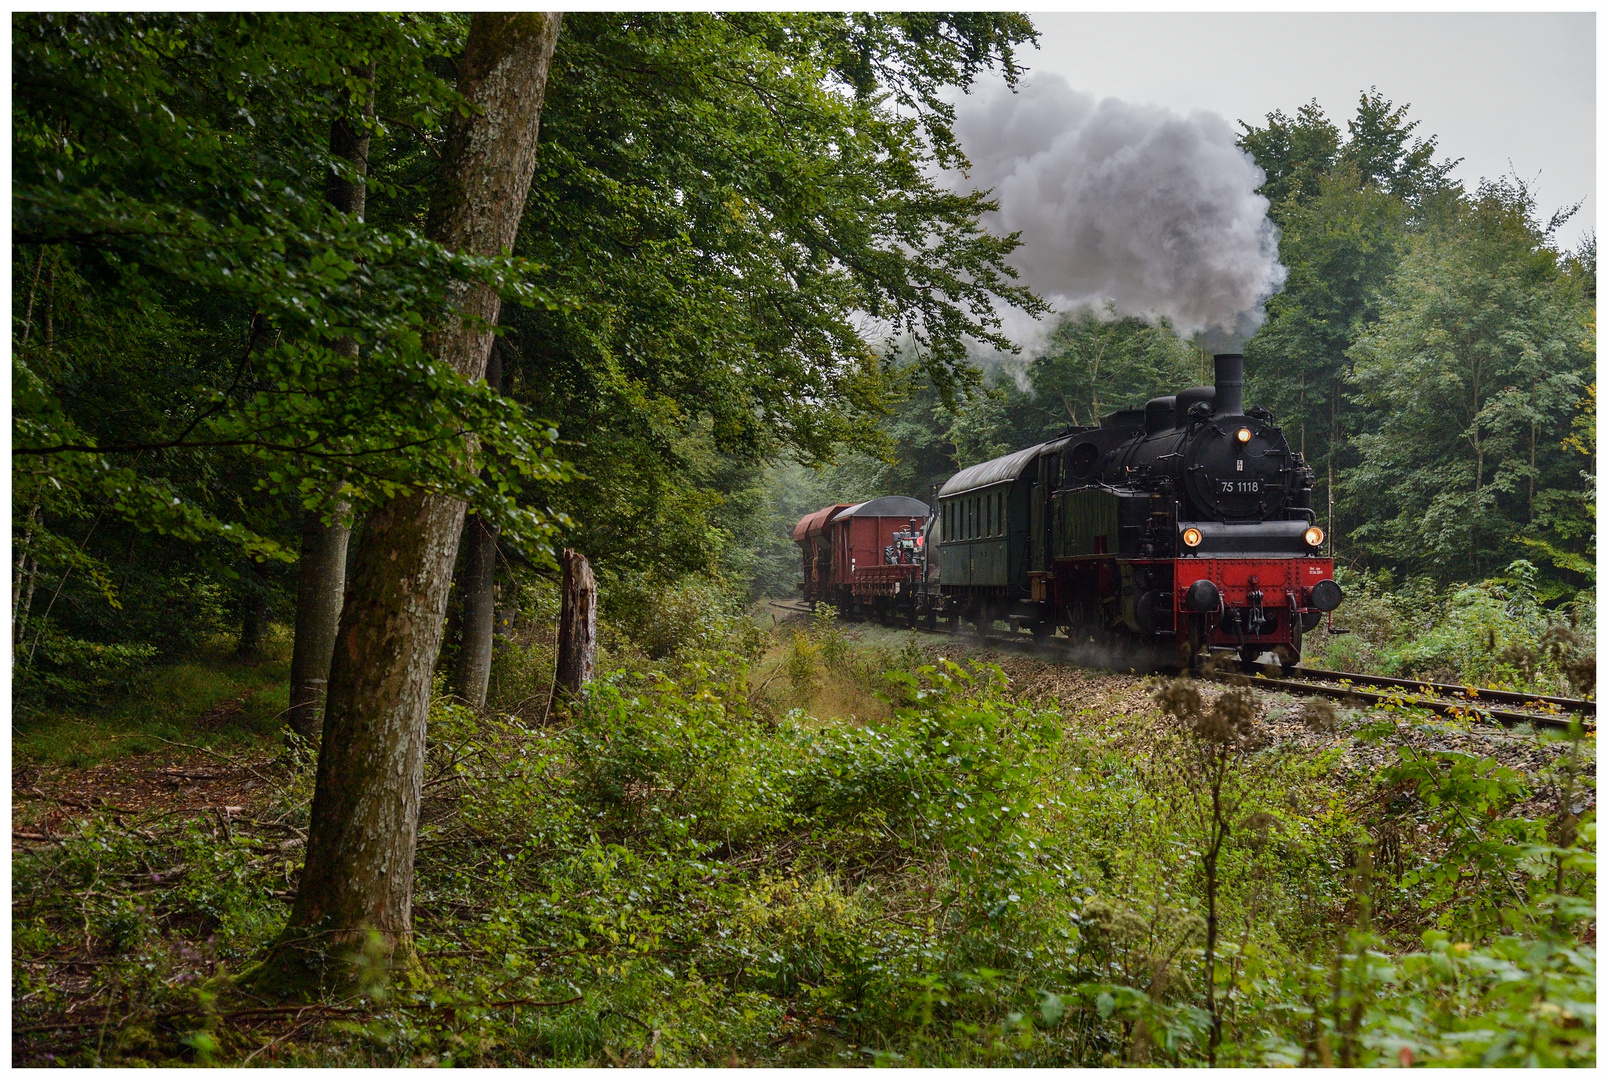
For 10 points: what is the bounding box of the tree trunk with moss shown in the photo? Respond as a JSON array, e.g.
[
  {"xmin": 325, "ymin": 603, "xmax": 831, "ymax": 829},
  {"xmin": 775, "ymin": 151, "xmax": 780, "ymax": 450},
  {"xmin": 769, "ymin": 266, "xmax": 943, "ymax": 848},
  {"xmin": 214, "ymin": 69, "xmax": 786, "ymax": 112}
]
[{"xmin": 259, "ymin": 15, "xmax": 562, "ymax": 994}]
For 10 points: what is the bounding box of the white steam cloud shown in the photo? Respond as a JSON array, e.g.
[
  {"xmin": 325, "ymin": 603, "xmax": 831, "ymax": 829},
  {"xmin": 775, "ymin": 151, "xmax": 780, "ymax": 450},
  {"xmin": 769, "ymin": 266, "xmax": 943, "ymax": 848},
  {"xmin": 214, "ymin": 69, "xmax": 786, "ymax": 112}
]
[{"xmin": 950, "ymin": 75, "xmax": 1286, "ymax": 350}]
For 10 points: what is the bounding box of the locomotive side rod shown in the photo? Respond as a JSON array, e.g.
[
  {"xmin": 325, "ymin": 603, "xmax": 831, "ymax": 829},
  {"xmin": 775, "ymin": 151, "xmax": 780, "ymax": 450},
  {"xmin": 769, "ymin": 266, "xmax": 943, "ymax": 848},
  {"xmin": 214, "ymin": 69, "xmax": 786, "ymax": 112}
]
[{"xmin": 1290, "ymin": 665, "xmax": 1594, "ymax": 717}]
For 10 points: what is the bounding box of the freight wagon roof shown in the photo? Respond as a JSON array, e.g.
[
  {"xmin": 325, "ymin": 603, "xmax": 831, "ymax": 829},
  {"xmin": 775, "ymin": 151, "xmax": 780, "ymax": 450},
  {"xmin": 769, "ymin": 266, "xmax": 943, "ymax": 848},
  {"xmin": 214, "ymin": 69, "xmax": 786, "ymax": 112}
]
[
  {"xmin": 836, "ymin": 496, "xmax": 930, "ymax": 520},
  {"xmin": 938, "ymin": 443, "xmax": 1046, "ymax": 497},
  {"xmin": 792, "ymin": 503, "xmax": 853, "ymax": 543}
]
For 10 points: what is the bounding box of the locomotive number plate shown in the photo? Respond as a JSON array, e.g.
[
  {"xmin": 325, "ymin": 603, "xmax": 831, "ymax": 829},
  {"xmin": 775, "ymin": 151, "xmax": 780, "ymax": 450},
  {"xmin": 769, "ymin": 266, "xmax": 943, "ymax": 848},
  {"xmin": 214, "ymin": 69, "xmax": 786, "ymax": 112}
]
[{"xmin": 1218, "ymin": 480, "xmax": 1261, "ymax": 494}]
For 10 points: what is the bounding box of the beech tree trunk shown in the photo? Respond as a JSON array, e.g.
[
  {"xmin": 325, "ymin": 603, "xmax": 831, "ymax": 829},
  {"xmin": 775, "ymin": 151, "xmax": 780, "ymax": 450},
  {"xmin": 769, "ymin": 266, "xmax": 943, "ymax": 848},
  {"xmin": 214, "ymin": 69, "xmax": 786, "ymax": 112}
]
[
  {"xmin": 234, "ymin": 560, "xmax": 272, "ymax": 661},
  {"xmin": 287, "ymin": 85, "xmax": 371, "ymax": 742},
  {"xmin": 452, "ymin": 516, "xmax": 500, "ymax": 709},
  {"xmin": 288, "ymin": 511, "xmax": 350, "ymax": 739},
  {"xmin": 270, "ymin": 15, "xmax": 562, "ymax": 989},
  {"xmin": 450, "ymin": 346, "xmax": 504, "ymax": 710},
  {"xmin": 555, "ymin": 548, "xmax": 596, "ymax": 701}
]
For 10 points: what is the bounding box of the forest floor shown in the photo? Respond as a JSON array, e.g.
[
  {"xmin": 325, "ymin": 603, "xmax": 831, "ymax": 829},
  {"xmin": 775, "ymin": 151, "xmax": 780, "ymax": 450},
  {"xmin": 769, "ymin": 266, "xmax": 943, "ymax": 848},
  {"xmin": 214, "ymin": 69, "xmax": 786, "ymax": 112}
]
[{"xmin": 11, "ymin": 619, "xmax": 1594, "ymax": 1065}]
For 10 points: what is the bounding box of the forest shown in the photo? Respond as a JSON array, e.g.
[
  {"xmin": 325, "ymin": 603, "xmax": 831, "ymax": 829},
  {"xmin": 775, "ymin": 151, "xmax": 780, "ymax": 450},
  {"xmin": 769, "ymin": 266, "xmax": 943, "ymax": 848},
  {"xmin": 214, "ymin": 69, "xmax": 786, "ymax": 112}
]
[{"xmin": 11, "ymin": 12, "xmax": 1596, "ymax": 1066}]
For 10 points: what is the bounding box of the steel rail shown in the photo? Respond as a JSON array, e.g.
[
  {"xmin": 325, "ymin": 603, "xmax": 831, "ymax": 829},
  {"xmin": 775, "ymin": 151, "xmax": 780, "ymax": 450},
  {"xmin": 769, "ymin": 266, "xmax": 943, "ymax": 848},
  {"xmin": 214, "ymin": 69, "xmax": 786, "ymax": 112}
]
[
  {"xmin": 1289, "ymin": 666, "xmax": 1593, "ymax": 717},
  {"xmin": 1230, "ymin": 671, "xmax": 1591, "ymax": 733}
]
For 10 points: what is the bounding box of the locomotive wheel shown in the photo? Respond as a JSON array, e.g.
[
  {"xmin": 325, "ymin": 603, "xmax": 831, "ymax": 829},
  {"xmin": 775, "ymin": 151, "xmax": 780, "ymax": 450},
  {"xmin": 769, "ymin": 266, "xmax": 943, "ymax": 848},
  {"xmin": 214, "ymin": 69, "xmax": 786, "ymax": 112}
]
[{"xmin": 1065, "ymin": 599, "xmax": 1099, "ymax": 645}]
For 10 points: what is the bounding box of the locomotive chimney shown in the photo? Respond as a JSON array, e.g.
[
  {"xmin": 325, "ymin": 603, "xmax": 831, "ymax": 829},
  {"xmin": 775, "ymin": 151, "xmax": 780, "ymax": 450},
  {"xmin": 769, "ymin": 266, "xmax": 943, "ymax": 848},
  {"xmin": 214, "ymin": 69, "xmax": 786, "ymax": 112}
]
[{"xmin": 1213, "ymin": 353, "xmax": 1244, "ymax": 417}]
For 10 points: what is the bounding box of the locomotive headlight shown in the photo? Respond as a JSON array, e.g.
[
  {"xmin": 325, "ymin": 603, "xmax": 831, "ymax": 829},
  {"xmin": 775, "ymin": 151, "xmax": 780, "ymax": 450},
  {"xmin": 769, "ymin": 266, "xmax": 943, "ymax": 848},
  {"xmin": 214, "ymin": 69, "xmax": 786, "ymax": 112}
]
[
  {"xmin": 1182, "ymin": 527, "xmax": 1203, "ymax": 548},
  {"xmin": 1304, "ymin": 526, "xmax": 1325, "ymax": 548},
  {"xmin": 1236, "ymin": 427, "xmax": 1252, "ymax": 444}
]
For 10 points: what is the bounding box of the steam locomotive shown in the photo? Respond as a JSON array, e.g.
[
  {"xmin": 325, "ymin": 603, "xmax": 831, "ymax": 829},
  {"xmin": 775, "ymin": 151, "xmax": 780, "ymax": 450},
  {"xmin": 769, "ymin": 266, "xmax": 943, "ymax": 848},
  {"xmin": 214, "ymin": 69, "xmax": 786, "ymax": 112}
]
[{"xmin": 794, "ymin": 353, "xmax": 1343, "ymax": 669}]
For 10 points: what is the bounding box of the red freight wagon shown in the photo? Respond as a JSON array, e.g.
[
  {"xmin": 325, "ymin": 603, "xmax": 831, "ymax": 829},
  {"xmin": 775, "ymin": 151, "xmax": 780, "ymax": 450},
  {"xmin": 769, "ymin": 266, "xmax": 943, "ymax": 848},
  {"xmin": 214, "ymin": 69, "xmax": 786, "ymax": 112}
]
[
  {"xmin": 794, "ymin": 496, "xmax": 930, "ymax": 612},
  {"xmin": 793, "ymin": 503, "xmax": 853, "ymax": 603}
]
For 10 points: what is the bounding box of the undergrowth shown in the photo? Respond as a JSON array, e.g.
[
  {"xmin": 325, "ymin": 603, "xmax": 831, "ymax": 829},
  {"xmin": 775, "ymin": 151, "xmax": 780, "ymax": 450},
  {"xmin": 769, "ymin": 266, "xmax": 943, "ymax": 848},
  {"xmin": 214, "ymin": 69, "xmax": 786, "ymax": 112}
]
[
  {"xmin": 11, "ymin": 616, "xmax": 1594, "ymax": 1066},
  {"xmin": 12, "ymin": 628, "xmax": 293, "ymax": 768},
  {"xmin": 1307, "ymin": 560, "xmax": 1595, "ymax": 695}
]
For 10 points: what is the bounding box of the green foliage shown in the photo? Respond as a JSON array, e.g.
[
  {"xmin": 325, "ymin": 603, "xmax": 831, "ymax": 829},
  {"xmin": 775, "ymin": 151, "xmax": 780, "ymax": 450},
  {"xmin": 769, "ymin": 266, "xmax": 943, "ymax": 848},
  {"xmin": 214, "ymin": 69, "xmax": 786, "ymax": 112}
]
[
  {"xmin": 1022, "ymin": 305, "xmax": 1207, "ymax": 434},
  {"xmin": 1305, "ymin": 561, "xmax": 1596, "ymax": 693},
  {"xmin": 603, "ymin": 574, "xmax": 767, "ymax": 666},
  {"xmin": 1237, "ymin": 99, "xmax": 1340, "ymax": 209},
  {"xmin": 507, "ymin": 12, "xmax": 1044, "ymax": 586},
  {"xmin": 14, "ymin": 13, "xmax": 572, "ymax": 549},
  {"xmin": 1346, "ymin": 180, "xmax": 1594, "ymax": 583}
]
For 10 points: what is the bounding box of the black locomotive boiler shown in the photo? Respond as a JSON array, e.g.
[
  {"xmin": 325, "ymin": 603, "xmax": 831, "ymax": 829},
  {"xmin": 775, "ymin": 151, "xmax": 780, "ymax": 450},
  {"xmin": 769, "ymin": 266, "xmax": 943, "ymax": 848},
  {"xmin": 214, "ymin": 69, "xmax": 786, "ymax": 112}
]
[{"xmin": 932, "ymin": 353, "xmax": 1342, "ymax": 667}]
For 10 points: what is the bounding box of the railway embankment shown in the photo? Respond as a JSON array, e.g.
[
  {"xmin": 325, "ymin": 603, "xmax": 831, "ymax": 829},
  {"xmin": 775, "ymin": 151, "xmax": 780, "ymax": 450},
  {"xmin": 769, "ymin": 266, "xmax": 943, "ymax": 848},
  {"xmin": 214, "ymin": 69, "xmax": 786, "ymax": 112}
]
[{"xmin": 763, "ymin": 608, "xmax": 1594, "ymax": 810}]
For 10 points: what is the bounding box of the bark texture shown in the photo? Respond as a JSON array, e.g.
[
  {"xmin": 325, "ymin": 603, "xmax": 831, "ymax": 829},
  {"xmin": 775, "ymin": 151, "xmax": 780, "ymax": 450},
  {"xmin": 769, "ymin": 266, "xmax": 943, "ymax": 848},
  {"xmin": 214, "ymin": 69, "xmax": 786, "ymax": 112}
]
[
  {"xmin": 449, "ymin": 346, "xmax": 505, "ymax": 710},
  {"xmin": 287, "ymin": 86, "xmax": 371, "ymax": 741},
  {"xmin": 287, "ymin": 510, "xmax": 350, "ymax": 740},
  {"xmin": 555, "ymin": 548, "xmax": 597, "ymax": 701},
  {"xmin": 273, "ymin": 15, "xmax": 562, "ymax": 988}
]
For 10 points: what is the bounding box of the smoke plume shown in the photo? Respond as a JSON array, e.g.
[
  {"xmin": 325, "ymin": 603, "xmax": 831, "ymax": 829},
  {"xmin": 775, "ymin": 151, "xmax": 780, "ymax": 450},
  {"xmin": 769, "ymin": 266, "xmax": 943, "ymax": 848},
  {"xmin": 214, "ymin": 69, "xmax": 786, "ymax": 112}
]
[{"xmin": 950, "ymin": 74, "xmax": 1286, "ymax": 349}]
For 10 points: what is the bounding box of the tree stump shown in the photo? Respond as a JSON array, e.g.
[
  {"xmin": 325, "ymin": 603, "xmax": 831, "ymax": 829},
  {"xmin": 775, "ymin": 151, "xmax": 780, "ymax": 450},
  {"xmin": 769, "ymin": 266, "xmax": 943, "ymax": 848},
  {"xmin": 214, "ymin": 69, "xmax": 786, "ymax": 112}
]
[{"xmin": 554, "ymin": 548, "xmax": 596, "ymax": 704}]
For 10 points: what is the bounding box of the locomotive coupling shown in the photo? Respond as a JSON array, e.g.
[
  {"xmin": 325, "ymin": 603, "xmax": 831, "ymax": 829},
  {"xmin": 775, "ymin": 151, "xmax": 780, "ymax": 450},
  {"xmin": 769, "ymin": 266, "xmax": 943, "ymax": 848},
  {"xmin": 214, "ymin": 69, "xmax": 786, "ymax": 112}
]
[{"xmin": 1184, "ymin": 578, "xmax": 1221, "ymax": 612}]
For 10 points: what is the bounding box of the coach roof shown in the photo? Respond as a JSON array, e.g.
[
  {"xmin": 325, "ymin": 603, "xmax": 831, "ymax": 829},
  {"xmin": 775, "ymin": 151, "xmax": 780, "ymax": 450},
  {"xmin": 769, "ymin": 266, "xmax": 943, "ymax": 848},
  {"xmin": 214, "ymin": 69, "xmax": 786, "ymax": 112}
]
[{"xmin": 938, "ymin": 441, "xmax": 1057, "ymax": 498}]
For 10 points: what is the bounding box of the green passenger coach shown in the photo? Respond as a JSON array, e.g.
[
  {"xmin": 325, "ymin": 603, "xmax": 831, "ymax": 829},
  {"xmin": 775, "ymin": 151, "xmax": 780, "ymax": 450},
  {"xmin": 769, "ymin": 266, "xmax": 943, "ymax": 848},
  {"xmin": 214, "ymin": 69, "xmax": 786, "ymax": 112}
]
[{"xmin": 936, "ymin": 439, "xmax": 1070, "ymax": 628}]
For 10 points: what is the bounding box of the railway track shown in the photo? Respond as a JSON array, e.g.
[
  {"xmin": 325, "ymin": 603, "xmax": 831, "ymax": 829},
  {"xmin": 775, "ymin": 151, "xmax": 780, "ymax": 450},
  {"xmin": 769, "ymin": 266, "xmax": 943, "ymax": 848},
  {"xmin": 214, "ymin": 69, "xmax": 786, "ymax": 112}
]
[
  {"xmin": 1241, "ymin": 666, "xmax": 1593, "ymax": 732},
  {"xmin": 768, "ymin": 602, "xmax": 1595, "ymax": 732}
]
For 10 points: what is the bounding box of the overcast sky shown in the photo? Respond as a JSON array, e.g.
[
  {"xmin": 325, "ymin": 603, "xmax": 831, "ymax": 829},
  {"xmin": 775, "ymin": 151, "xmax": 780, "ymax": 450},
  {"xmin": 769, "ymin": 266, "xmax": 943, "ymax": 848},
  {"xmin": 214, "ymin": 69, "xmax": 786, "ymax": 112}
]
[{"xmin": 986, "ymin": 12, "xmax": 1595, "ymax": 250}]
